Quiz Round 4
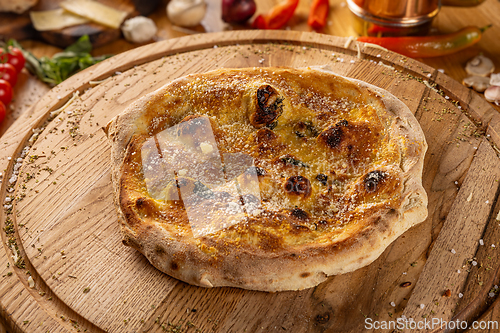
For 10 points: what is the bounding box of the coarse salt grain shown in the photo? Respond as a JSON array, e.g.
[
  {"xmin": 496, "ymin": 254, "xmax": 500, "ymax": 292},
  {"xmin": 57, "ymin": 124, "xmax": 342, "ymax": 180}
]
[
  {"xmin": 451, "ymin": 249, "xmax": 456, "ymax": 254},
  {"xmin": 28, "ymin": 276, "xmax": 35, "ymax": 288},
  {"xmin": 489, "ymin": 292, "xmax": 496, "ymax": 298},
  {"xmin": 419, "ymin": 304, "xmax": 425, "ymax": 309},
  {"xmin": 472, "ymin": 261, "xmax": 477, "ymax": 266},
  {"xmin": 457, "ymin": 269, "xmax": 461, "ymax": 273},
  {"xmin": 390, "ymin": 302, "xmax": 396, "ymax": 307},
  {"xmin": 459, "ymin": 293, "xmax": 463, "ymax": 298},
  {"xmin": 479, "ymin": 239, "xmax": 484, "ymax": 245}
]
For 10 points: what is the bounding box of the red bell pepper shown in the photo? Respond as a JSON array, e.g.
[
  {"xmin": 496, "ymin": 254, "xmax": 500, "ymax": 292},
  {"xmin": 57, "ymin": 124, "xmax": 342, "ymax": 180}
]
[
  {"xmin": 308, "ymin": 0, "xmax": 329, "ymax": 30},
  {"xmin": 252, "ymin": 0, "xmax": 299, "ymax": 30},
  {"xmin": 357, "ymin": 25, "xmax": 491, "ymax": 58}
]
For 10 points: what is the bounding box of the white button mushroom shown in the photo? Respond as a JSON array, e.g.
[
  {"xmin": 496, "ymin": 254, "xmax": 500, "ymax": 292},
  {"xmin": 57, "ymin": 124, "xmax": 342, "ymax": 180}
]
[
  {"xmin": 465, "ymin": 55, "xmax": 495, "ymax": 77},
  {"xmin": 121, "ymin": 16, "xmax": 157, "ymax": 43},
  {"xmin": 462, "ymin": 76, "xmax": 491, "ymax": 93},
  {"xmin": 167, "ymin": 0, "xmax": 207, "ymax": 27}
]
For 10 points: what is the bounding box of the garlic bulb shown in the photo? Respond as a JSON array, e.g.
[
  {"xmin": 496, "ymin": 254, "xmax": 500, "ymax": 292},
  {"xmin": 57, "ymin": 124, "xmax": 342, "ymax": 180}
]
[
  {"xmin": 484, "ymin": 86, "xmax": 500, "ymax": 106},
  {"xmin": 122, "ymin": 16, "xmax": 157, "ymax": 43},
  {"xmin": 167, "ymin": 0, "xmax": 207, "ymax": 27}
]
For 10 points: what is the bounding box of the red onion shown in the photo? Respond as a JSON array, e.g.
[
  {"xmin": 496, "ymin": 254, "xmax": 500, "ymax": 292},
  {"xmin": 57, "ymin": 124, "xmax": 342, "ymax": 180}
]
[{"xmin": 222, "ymin": 0, "xmax": 256, "ymax": 23}]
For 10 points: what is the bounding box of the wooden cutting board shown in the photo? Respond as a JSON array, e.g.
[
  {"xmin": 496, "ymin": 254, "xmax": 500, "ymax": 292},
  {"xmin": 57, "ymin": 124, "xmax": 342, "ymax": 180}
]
[
  {"xmin": 1, "ymin": 31, "xmax": 500, "ymax": 333},
  {"xmin": 0, "ymin": 0, "xmax": 160, "ymax": 48}
]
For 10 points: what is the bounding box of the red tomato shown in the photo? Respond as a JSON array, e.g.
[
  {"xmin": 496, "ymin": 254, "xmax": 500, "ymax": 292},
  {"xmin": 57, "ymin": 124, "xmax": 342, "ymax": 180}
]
[
  {"xmin": 0, "ymin": 47, "xmax": 26, "ymax": 73},
  {"xmin": 0, "ymin": 101, "xmax": 5, "ymax": 123},
  {"xmin": 0, "ymin": 63, "xmax": 17, "ymax": 86},
  {"xmin": 0, "ymin": 79, "xmax": 13, "ymax": 105}
]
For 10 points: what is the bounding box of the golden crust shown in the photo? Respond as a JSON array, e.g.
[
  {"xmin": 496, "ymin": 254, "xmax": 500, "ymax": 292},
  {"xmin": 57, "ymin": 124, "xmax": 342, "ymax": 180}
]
[{"xmin": 105, "ymin": 67, "xmax": 428, "ymax": 291}]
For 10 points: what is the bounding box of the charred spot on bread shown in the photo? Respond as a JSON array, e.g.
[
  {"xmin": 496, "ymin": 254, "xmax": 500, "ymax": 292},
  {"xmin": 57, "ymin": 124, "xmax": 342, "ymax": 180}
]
[
  {"xmin": 290, "ymin": 208, "xmax": 309, "ymax": 220},
  {"xmin": 317, "ymin": 120, "xmax": 348, "ymax": 149},
  {"xmin": 250, "ymin": 85, "xmax": 284, "ymax": 128},
  {"xmin": 294, "ymin": 121, "xmax": 319, "ymax": 138},
  {"xmin": 255, "ymin": 128, "xmax": 278, "ymax": 143},
  {"xmin": 136, "ymin": 197, "xmax": 146, "ymax": 207},
  {"xmin": 364, "ymin": 170, "xmax": 386, "ymax": 193},
  {"xmin": 255, "ymin": 166, "xmax": 266, "ymax": 177},
  {"xmin": 284, "ymin": 176, "xmax": 312, "ymax": 198},
  {"xmin": 317, "ymin": 120, "xmax": 381, "ymax": 167},
  {"xmin": 316, "ymin": 174, "xmax": 328, "ymax": 185},
  {"xmin": 277, "ymin": 154, "xmax": 309, "ymax": 168}
]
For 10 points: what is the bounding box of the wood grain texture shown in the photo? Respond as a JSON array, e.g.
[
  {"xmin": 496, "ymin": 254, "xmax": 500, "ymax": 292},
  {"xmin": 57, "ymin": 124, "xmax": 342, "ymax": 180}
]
[
  {"xmin": 0, "ymin": 31, "xmax": 499, "ymax": 333},
  {"xmin": 400, "ymin": 139, "xmax": 500, "ymax": 330}
]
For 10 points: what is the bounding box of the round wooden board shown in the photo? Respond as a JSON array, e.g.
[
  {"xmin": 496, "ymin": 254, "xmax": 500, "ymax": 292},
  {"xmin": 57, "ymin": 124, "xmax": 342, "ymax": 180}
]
[{"xmin": 1, "ymin": 31, "xmax": 500, "ymax": 333}]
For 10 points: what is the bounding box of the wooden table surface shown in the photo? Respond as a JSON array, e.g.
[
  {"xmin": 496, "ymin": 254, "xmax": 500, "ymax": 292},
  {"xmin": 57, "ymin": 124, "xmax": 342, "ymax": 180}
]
[{"xmin": 0, "ymin": 0, "xmax": 499, "ymax": 332}]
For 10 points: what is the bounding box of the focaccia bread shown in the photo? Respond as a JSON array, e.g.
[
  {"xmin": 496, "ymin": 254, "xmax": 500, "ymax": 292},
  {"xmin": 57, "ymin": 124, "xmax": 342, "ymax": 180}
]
[{"xmin": 105, "ymin": 67, "xmax": 428, "ymax": 292}]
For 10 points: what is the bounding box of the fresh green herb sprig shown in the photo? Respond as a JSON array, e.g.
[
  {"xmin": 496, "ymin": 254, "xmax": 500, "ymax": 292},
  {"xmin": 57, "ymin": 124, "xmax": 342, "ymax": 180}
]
[{"xmin": 9, "ymin": 35, "xmax": 112, "ymax": 86}]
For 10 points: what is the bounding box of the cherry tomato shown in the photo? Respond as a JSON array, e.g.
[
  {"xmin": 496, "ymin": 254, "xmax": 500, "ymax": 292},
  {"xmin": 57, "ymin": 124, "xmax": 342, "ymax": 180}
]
[
  {"xmin": 0, "ymin": 47, "xmax": 25, "ymax": 73},
  {"xmin": 0, "ymin": 101, "xmax": 5, "ymax": 124},
  {"xmin": 0, "ymin": 79, "xmax": 13, "ymax": 106},
  {"xmin": 0, "ymin": 63, "xmax": 17, "ymax": 87}
]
